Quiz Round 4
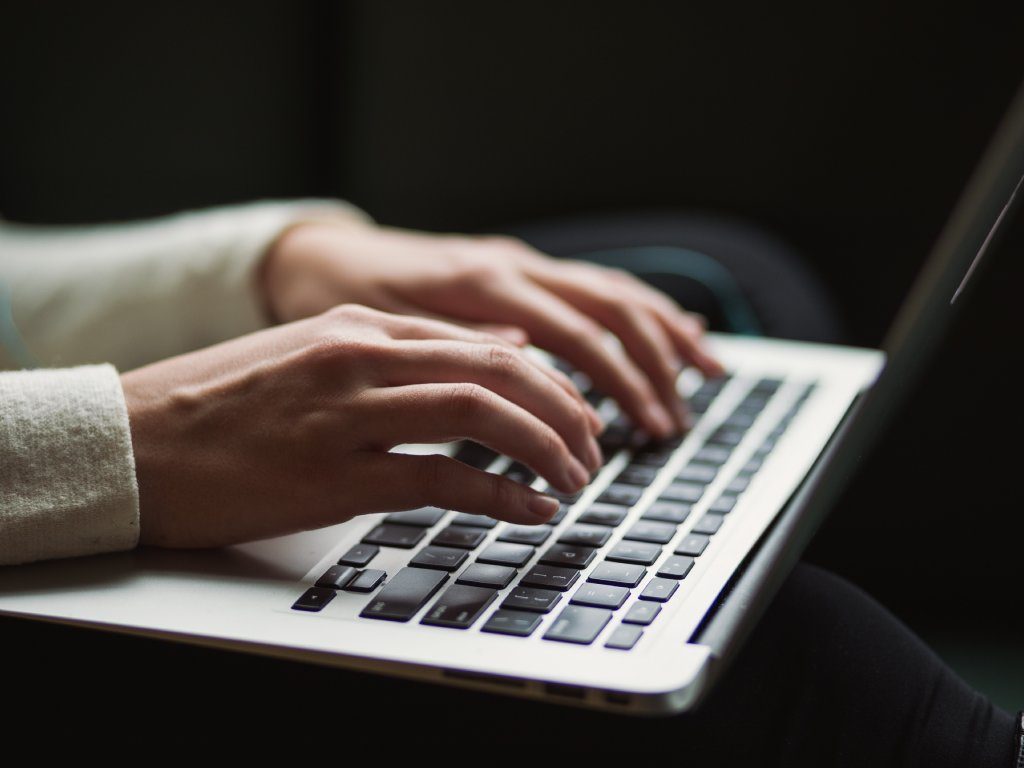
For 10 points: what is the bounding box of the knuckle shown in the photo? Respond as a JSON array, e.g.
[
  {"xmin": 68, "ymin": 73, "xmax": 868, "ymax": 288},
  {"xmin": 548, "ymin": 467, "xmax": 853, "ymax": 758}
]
[
  {"xmin": 445, "ymin": 382, "xmax": 490, "ymax": 418},
  {"xmin": 415, "ymin": 454, "xmax": 451, "ymax": 490},
  {"xmin": 483, "ymin": 344, "xmax": 521, "ymax": 376}
]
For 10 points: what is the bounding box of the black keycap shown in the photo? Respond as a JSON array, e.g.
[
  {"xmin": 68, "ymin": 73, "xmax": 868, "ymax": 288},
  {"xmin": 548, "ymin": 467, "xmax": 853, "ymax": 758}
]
[
  {"xmin": 722, "ymin": 411, "xmax": 758, "ymax": 430},
  {"xmin": 292, "ymin": 587, "xmax": 335, "ymax": 612},
  {"xmin": 597, "ymin": 483, "xmax": 645, "ymax": 507},
  {"xmin": 432, "ymin": 525, "xmax": 488, "ymax": 549},
  {"xmin": 539, "ymin": 543, "xmax": 597, "ymax": 570},
  {"xmin": 708, "ymin": 427, "xmax": 746, "ymax": 447},
  {"xmin": 709, "ymin": 495, "xmax": 738, "ymax": 514},
  {"xmin": 409, "ymin": 545, "xmax": 469, "ymax": 571},
  {"xmin": 544, "ymin": 605, "xmax": 613, "ymax": 645},
  {"xmin": 502, "ymin": 586, "xmax": 562, "ymax": 613},
  {"xmin": 642, "ymin": 501, "xmax": 691, "ymax": 524},
  {"xmin": 694, "ymin": 445, "xmax": 731, "ymax": 465},
  {"xmin": 623, "ymin": 601, "xmax": 662, "ymax": 625},
  {"xmin": 616, "ymin": 464, "xmax": 660, "ymax": 486},
  {"xmin": 660, "ymin": 481, "xmax": 705, "ymax": 504},
  {"xmin": 421, "ymin": 584, "xmax": 498, "ymax": 629},
  {"xmin": 384, "ymin": 507, "xmax": 447, "ymax": 527},
  {"xmin": 549, "ymin": 504, "xmax": 571, "ymax": 524},
  {"xmin": 457, "ymin": 563, "xmax": 517, "ymax": 589},
  {"xmin": 676, "ymin": 464, "xmax": 718, "ymax": 484},
  {"xmin": 577, "ymin": 503, "xmax": 628, "ymax": 527},
  {"xmin": 363, "ymin": 523, "xmax": 426, "ymax": 549},
  {"xmin": 558, "ymin": 524, "xmax": 612, "ymax": 548},
  {"xmin": 547, "ymin": 488, "xmax": 582, "ymax": 504},
  {"xmin": 606, "ymin": 541, "xmax": 661, "ymax": 566},
  {"xmin": 345, "ymin": 568, "xmax": 386, "ymax": 592},
  {"xmin": 519, "ymin": 564, "xmax": 580, "ymax": 592},
  {"xmin": 498, "ymin": 524, "xmax": 553, "ymax": 546},
  {"xmin": 477, "ymin": 542, "xmax": 535, "ymax": 568},
  {"xmin": 740, "ymin": 457, "xmax": 763, "ymax": 475},
  {"xmin": 640, "ymin": 577, "xmax": 680, "ymax": 602},
  {"xmin": 338, "ymin": 543, "xmax": 379, "ymax": 568},
  {"xmin": 571, "ymin": 583, "xmax": 629, "ymax": 609},
  {"xmin": 450, "ymin": 513, "xmax": 498, "ymax": 529},
  {"xmin": 753, "ymin": 377, "xmax": 783, "ymax": 394},
  {"xmin": 588, "ymin": 561, "xmax": 646, "ymax": 588},
  {"xmin": 482, "ymin": 609, "xmax": 543, "ymax": 637},
  {"xmin": 675, "ymin": 533, "xmax": 711, "ymax": 557},
  {"xmin": 605, "ymin": 624, "xmax": 644, "ymax": 650},
  {"xmin": 504, "ymin": 462, "xmax": 537, "ymax": 485},
  {"xmin": 360, "ymin": 568, "xmax": 449, "ymax": 622},
  {"xmin": 726, "ymin": 476, "xmax": 750, "ymax": 494},
  {"xmin": 693, "ymin": 513, "xmax": 726, "ymax": 535},
  {"xmin": 452, "ymin": 441, "xmax": 498, "ymax": 470},
  {"xmin": 316, "ymin": 565, "xmax": 357, "ymax": 590},
  {"xmin": 631, "ymin": 448, "xmax": 675, "ymax": 468},
  {"xmin": 657, "ymin": 555, "xmax": 695, "ymax": 579},
  {"xmin": 623, "ymin": 520, "xmax": 677, "ymax": 545}
]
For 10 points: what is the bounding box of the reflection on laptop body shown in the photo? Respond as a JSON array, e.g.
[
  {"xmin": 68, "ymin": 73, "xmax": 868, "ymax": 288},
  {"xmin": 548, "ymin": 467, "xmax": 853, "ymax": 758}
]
[{"xmin": 1, "ymin": 83, "xmax": 1021, "ymax": 715}]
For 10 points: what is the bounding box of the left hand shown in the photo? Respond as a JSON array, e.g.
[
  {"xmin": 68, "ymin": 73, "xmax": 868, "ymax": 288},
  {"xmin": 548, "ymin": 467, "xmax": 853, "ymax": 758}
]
[{"xmin": 260, "ymin": 222, "xmax": 724, "ymax": 438}]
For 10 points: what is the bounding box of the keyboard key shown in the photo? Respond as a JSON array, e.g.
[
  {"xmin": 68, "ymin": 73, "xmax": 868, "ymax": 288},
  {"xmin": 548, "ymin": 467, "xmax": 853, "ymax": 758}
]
[
  {"xmin": 694, "ymin": 445, "xmax": 731, "ymax": 465},
  {"xmin": 615, "ymin": 464, "xmax": 660, "ymax": 486},
  {"xmin": 360, "ymin": 568, "xmax": 449, "ymax": 622},
  {"xmin": 363, "ymin": 523, "xmax": 426, "ymax": 549},
  {"xmin": 623, "ymin": 520, "xmax": 677, "ymax": 545},
  {"xmin": 384, "ymin": 507, "xmax": 447, "ymax": 527},
  {"xmin": 544, "ymin": 605, "xmax": 613, "ymax": 645},
  {"xmin": 640, "ymin": 577, "xmax": 679, "ymax": 602},
  {"xmin": 315, "ymin": 565, "xmax": 357, "ymax": 590},
  {"xmin": 642, "ymin": 501, "xmax": 692, "ymax": 524},
  {"xmin": 432, "ymin": 525, "xmax": 488, "ymax": 549},
  {"xmin": 457, "ymin": 563, "xmax": 517, "ymax": 589},
  {"xmin": 502, "ymin": 586, "xmax": 562, "ymax": 613},
  {"xmin": 409, "ymin": 545, "xmax": 469, "ymax": 571},
  {"xmin": 740, "ymin": 457, "xmax": 763, "ymax": 475},
  {"xmin": 519, "ymin": 564, "xmax": 580, "ymax": 592},
  {"xmin": 292, "ymin": 587, "xmax": 335, "ymax": 612},
  {"xmin": 708, "ymin": 427, "xmax": 746, "ymax": 447},
  {"xmin": 675, "ymin": 533, "xmax": 711, "ymax": 557},
  {"xmin": 623, "ymin": 601, "xmax": 661, "ymax": 625},
  {"xmin": 452, "ymin": 441, "xmax": 498, "ymax": 470},
  {"xmin": 577, "ymin": 503, "xmax": 629, "ymax": 527},
  {"xmin": 606, "ymin": 541, "xmax": 661, "ymax": 566},
  {"xmin": 597, "ymin": 483, "xmax": 645, "ymax": 507},
  {"xmin": 571, "ymin": 583, "xmax": 629, "ymax": 609},
  {"xmin": 660, "ymin": 482, "xmax": 705, "ymax": 504},
  {"xmin": 558, "ymin": 524, "xmax": 612, "ymax": 548},
  {"xmin": 588, "ymin": 561, "xmax": 646, "ymax": 588},
  {"xmin": 478, "ymin": 542, "xmax": 535, "ymax": 568},
  {"xmin": 549, "ymin": 504, "xmax": 571, "ymax": 524},
  {"xmin": 421, "ymin": 584, "xmax": 498, "ymax": 629},
  {"xmin": 498, "ymin": 524, "xmax": 553, "ymax": 546},
  {"xmin": 345, "ymin": 568, "xmax": 386, "ymax": 592},
  {"xmin": 657, "ymin": 555, "xmax": 695, "ymax": 579},
  {"xmin": 692, "ymin": 513, "xmax": 726, "ymax": 535},
  {"xmin": 539, "ymin": 543, "xmax": 597, "ymax": 570},
  {"xmin": 631, "ymin": 448, "xmax": 676, "ymax": 468},
  {"xmin": 450, "ymin": 513, "xmax": 498, "ymax": 529},
  {"xmin": 709, "ymin": 495, "xmax": 738, "ymax": 514},
  {"xmin": 676, "ymin": 464, "xmax": 718, "ymax": 484},
  {"xmin": 605, "ymin": 624, "xmax": 644, "ymax": 650},
  {"xmin": 504, "ymin": 462, "xmax": 537, "ymax": 485},
  {"xmin": 337, "ymin": 543, "xmax": 379, "ymax": 567},
  {"xmin": 721, "ymin": 411, "xmax": 757, "ymax": 430},
  {"xmin": 482, "ymin": 609, "xmax": 543, "ymax": 637},
  {"xmin": 726, "ymin": 476, "xmax": 750, "ymax": 494}
]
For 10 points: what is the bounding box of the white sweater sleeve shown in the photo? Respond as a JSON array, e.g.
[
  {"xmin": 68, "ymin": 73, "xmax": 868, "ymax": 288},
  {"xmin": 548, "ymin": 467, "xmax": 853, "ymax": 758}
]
[{"xmin": 0, "ymin": 199, "xmax": 370, "ymax": 565}]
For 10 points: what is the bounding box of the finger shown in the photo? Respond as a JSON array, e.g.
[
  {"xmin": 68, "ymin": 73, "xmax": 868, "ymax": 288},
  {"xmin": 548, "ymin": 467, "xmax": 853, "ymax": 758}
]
[
  {"xmin": 355, "ymin": 383, "xmax": 592, "ymax": 493},
  {"xmin": 474, "ymin": 279, "xmax": 677, "ymax": 438},
  {"xmin": 381, "ymin": 340, "xmax": 602, "ymax": 470},
  {"xmin": 353, "ymin": 452, "xmax": 562, "ymax": 524}
]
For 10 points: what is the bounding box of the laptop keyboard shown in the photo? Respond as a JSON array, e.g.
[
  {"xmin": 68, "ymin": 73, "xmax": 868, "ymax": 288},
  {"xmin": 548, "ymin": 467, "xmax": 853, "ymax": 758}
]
[{"xmin": 291, "ymin": 373, "xmax": 815, "ymax": 651}]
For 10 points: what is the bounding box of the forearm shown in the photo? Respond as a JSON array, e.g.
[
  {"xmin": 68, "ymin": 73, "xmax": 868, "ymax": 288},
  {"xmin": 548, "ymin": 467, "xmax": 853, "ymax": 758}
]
[{"xmin": 0, "ymin": 199, "xmax": 370, "ymax": 371}]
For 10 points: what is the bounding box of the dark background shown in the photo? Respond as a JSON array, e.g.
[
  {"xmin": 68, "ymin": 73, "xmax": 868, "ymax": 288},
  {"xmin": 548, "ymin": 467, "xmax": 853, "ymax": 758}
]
[{"xmin": 2, "ymin": 0, "xmax": 1022, "ymax": 707}]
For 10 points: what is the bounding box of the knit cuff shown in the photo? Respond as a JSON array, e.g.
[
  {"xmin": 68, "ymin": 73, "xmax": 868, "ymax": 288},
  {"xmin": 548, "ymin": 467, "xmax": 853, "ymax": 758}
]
[{"xmin": 0, "ymin": 364, "xmax": 139, "ymax": 565}]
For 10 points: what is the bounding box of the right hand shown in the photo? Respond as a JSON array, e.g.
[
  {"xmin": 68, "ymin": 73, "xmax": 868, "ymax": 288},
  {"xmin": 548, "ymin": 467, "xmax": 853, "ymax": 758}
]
[{"xmin": 121, "ymin": 305, "xmax": 603, "ymax": 548}]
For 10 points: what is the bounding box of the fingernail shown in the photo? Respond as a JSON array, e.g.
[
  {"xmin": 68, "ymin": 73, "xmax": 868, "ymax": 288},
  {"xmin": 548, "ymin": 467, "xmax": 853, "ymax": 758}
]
[
  {"xmin": 528, "ymin": 494, "xmax": 560, "ymax": 520},
  {"xmin": 566, "ymin": 458, "xmax": 591, "ymax": 490},
  {"xmin": 646, "ymin": 403, "xmax": 675, "ymax": 438},
  {"xmin": 586, "ymin": 438, "xmax": 603, "ymax": 471},
  {"xmin": 671, "ymin": 400, "xmax": 691, "ymax": 431}
]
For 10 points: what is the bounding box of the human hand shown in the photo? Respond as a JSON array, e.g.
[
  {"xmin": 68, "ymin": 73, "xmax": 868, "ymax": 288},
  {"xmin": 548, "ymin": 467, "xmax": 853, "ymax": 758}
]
[
  {"xmin": 261, "ymin": 223, "xmax": 725, "ymax": 439},
  {"xmin": 121, "ymin": 305, "xmax": 602, "ymax": 548}
]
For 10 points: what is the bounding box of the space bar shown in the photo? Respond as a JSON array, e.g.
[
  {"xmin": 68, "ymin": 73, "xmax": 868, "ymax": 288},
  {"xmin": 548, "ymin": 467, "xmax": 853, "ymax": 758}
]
[{"xmin": 360, "ymin": 568, "xmax": 449, "ymax": 622}]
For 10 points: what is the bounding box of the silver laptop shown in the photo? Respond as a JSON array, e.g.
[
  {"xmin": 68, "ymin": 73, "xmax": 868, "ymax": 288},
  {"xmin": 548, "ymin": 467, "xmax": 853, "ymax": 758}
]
[{"xmin": 1, "ymin": 83, "xmax": 1021, "ymax": 716}]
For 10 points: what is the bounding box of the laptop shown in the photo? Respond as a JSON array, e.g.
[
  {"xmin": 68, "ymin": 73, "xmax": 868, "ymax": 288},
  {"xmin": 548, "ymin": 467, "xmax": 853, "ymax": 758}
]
[{"xmin": 1, "ymin": 83, "xmax": 1021, "ymax": 716}]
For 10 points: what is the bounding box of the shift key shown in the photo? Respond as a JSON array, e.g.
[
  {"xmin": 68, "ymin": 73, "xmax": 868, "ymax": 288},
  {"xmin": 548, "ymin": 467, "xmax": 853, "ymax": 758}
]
[{"xmin": 360, "ymin": 567, "xmax": 449, "ymax": 622}]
